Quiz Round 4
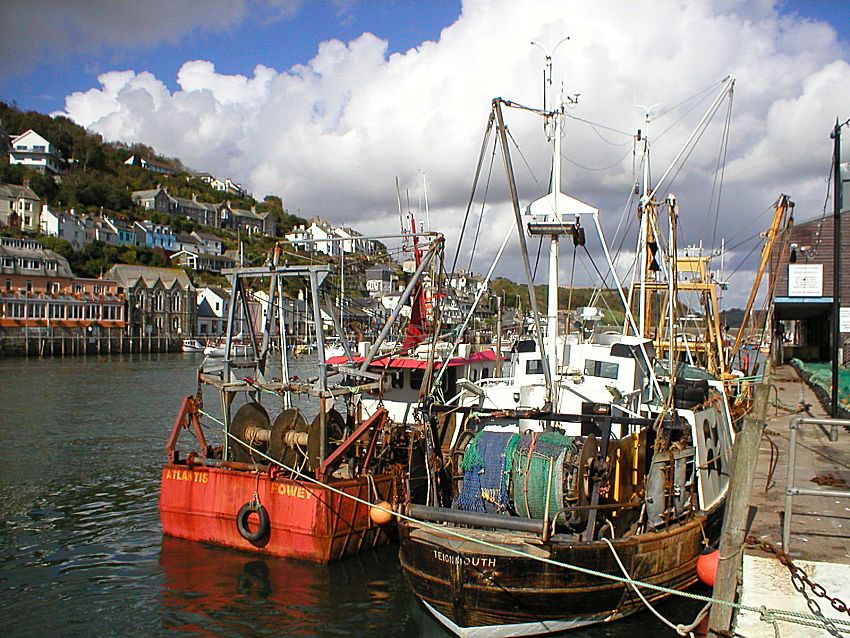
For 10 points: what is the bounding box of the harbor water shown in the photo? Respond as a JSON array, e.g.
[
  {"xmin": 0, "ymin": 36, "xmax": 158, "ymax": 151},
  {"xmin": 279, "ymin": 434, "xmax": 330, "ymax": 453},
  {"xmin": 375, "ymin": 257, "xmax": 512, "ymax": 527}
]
[{"xmin": 0, "ymin": 354, "xmax": 704, "ymax": 637}]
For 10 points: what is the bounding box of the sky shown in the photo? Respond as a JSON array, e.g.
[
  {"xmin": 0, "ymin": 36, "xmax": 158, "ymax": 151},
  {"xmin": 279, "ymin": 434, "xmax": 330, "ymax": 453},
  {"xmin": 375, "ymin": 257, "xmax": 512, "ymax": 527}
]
[{"xmin": 2, "ymin": 0, "xmax": 850, "ymax": 308}]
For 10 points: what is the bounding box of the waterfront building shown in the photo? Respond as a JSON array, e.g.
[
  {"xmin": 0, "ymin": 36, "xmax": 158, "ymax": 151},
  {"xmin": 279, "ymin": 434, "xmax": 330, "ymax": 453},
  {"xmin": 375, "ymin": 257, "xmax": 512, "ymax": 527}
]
[
  {"xmin": 196, "ymin": 286, "xmax": 230, "ymax": 336},
  {"xmin": 8, "ymin": 130, "xmax": 63, "ymax": 175},
  {"xmin": 770, "ymin": 164, "xmax": 850, "ymax": 362},
  {"xmin": 0, "ymin": 236, "xmax": 125, "ymax": 334},
  {"xmin": 105, "ymin": 264, "xmax": 196, "ymax": 340}
]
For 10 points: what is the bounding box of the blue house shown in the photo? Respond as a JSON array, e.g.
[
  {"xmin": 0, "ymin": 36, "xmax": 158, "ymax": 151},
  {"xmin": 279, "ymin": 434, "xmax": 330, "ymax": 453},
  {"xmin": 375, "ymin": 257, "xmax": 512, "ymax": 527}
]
[{"xmin": 134, "ymin": 220, "xmax": 176, "ymax": 251}]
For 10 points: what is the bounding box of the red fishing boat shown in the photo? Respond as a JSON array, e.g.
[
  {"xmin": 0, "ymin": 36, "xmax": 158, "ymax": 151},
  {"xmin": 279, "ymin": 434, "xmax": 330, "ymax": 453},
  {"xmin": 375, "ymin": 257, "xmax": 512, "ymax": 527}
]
[{"xmin": 159, "ymin": 250, "xmax": 433, "ymax": 563}]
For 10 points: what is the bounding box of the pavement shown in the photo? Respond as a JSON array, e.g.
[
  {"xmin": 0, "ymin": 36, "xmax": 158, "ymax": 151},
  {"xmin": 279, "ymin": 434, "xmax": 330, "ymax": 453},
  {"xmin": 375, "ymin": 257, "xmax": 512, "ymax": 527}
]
[{"xmin": 734, "ymin": 364, "xmax": 850, "ymax": 638}]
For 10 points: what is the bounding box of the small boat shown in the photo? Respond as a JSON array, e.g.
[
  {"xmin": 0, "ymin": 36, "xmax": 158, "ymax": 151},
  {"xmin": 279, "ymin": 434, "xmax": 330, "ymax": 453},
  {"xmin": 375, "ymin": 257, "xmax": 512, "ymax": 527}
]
[
  {"xmin": 180, "ymin": 338, "xmax": 204, "ymax": 353},
  {"xmin": 202, "ymin": 337, "xmax": 254, "ymax": 358},
  {"xmin": 160, "ymin": 250, "xmax": 417, "ymax": 563}
]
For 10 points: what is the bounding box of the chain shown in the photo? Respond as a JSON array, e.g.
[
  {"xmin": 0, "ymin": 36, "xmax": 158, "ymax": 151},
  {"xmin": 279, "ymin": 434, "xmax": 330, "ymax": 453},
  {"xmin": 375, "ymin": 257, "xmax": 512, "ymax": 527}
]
[{"xmin": 747, "ymin": 536, "xmax": 849, "ymax": 637}]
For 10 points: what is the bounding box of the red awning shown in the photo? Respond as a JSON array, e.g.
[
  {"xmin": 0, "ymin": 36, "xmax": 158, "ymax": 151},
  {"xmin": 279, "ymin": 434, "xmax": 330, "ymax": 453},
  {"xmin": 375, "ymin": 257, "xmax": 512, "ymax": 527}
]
[{"xmin": 327, "ymin": 348, "xmax": 499, "ymax": 370}]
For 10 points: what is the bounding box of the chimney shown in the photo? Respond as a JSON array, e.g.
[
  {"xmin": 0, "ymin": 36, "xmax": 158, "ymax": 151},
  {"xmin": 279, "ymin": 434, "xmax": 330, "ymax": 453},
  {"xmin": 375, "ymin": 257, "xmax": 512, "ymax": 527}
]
[{"xmin": 22, "ymin": 177, "xmax": 30, "ymax": 189}]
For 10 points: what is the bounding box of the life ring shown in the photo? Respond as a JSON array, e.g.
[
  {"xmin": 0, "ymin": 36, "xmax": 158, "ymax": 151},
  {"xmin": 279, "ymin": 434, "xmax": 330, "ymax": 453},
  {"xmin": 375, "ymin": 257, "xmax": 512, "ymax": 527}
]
[{"xmin": 236, "ymin": 502, "xmax": 270, "ymax": 542}]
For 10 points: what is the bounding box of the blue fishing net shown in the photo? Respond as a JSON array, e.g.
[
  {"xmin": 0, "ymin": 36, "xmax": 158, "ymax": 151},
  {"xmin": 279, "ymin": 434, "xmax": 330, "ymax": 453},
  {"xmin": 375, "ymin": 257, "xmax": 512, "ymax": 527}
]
[{"xmin": 455, "ymin": 431, "xmax": 520, "ymax": 514}]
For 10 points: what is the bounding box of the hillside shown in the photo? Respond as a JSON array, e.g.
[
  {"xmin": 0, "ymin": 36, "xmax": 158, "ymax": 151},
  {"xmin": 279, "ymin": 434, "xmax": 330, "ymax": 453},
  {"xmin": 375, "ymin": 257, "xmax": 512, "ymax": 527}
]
[{"xmin": 0, "ymin": 101, "xmax": 305, "ymax": 238}]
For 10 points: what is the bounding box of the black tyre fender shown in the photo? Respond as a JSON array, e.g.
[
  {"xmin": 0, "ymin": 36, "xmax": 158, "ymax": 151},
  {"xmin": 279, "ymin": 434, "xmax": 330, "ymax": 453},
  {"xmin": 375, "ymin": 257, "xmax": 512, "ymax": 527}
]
[{"xmin": 236, "ymin": 502, "xmax": 270, "ymax": 542}]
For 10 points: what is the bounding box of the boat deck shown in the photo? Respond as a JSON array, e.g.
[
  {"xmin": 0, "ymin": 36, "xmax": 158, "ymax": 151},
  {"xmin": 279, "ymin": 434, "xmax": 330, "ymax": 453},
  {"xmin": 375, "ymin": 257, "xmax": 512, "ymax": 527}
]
[{"xmin": 737, "ymin": 364, "xmax": 850, "ymax": 637}]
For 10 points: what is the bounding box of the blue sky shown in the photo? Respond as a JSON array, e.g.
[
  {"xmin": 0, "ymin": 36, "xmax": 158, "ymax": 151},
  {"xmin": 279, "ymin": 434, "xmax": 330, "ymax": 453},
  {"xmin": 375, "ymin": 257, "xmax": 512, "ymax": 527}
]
[
  {"xmin": 2, "ymin": 1, "xmax": 462, "ymax": 114},
  {"xmin": 1, "ymin": 0, "xmax": 849, "ymax": 302}
]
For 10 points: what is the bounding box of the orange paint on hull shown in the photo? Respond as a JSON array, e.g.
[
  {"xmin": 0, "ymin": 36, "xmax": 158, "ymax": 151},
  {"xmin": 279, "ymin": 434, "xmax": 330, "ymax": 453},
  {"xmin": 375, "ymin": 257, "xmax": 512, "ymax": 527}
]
[{"xmin": 159, "ymin": 463, "xmax": 395, "ymax": 563}]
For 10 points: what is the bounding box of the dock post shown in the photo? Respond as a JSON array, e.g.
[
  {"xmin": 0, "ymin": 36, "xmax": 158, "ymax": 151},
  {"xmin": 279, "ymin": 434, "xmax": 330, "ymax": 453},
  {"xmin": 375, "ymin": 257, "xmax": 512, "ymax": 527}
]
[{"xmin": 707, "ymin": 364, "xmax": 772, "ymax": 635}]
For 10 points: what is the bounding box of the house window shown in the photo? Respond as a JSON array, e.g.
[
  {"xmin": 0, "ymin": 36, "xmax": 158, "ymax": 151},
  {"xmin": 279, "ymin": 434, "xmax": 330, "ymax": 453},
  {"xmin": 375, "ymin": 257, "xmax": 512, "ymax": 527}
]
[
  {"xmin": 94, "ymin": 285, "xmax": 103, "ymax": 295},
  {"xmin": 172, "ymin": 294, "xmax": 181, "ymax": 312},
  {"xmin": 26, "ymin": 281, "xmax": 32, "ymax": 292},
  {"xmin": 4, "ymin": 279, "xmax": 10, "ymax": 291},
  {"xmin": 7, "ymin": 302, "xmax": 25, "ymax": 318},
  {"xmin": 86, "ymin": 304, "xmax": 98, "ymax": 319},
  {"xmin": 49, "ymin": 303, "xmax": 64, "ymax": 319},
  {"xmin": 30, "ymin": 303, "xmax": 45, "ymax": 318}
]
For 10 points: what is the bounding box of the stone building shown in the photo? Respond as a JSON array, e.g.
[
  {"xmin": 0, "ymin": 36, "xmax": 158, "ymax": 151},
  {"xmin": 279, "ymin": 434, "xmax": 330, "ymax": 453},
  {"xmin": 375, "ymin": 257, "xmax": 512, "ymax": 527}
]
[{"xmin": 104, "ymin": 265, "xmax": 196, "ymax": 340}]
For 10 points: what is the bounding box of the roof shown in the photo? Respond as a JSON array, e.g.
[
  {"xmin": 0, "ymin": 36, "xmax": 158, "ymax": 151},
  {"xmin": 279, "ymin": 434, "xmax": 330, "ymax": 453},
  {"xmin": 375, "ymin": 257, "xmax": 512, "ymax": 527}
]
[
  {"xmin": 0, "ymin": 183, "xmax": 40, "ymax": 201},
  {"xmin": 175, "ymin": 233, "xmax": 202, "ymax": 244},
  {"xmin": 192, "ymin": 231, "xmax": 222, "ymax": 242},
  {"xmin": 105, "ymin": 264, "xmax": 194, "ymax": 290},
  {"xmin": 131, "ymin": 188, "xmax": 163, "ymax": 198},
  {"xmin": 0, "ymin": 238, "xmax": 74, "ymax": 277},
  {"xmin": 326, "ymin": 349, "xmax": 498, "ymax": 369}
]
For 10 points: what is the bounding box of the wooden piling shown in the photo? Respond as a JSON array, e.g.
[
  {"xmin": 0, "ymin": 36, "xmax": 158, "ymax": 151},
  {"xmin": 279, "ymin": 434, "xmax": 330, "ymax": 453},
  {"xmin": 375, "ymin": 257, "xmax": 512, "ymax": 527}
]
[{"xmin": 707, "ymin": 362, "xmax": 772, "ymax": 635}]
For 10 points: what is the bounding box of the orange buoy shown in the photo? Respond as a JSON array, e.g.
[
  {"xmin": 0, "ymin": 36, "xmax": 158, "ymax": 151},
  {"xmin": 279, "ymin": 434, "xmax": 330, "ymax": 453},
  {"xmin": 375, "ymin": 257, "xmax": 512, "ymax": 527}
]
[
  {"xmin": 696, "ymin": 548, "xmax": 720, "ymax": 586},
  {"xmin": 369, "ymin": 501, "xmax": 394, "ymax": 525}
]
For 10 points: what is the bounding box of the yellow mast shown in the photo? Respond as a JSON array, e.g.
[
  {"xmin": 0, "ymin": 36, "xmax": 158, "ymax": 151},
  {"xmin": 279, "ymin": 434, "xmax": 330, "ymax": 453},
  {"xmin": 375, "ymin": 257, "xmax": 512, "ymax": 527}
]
[{"xmin": 729, "ymin": 195, "xmax": 793, "ymax": 364}]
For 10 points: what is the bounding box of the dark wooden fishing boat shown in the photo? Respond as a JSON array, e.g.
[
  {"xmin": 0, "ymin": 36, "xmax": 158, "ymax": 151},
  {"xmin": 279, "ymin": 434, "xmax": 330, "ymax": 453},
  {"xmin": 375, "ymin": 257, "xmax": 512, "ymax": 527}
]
[{"xmin": 397, "ymin": 74, "xmax": 738, "ymax": 634}]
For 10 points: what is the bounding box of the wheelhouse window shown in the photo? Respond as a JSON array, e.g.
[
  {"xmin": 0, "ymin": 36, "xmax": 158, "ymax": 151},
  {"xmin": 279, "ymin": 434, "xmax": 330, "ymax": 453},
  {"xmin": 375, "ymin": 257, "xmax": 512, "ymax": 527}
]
[
  {"xmin": 584, "ymin": 359, "xmax": 620, "ymax": 380},
  {"xmin": 526, "ymin": 359, "xmax": 545, "ymax": 375},
  {"xmin": 410, "ymin": 369, "xmax": 425, "ymax": 390}
]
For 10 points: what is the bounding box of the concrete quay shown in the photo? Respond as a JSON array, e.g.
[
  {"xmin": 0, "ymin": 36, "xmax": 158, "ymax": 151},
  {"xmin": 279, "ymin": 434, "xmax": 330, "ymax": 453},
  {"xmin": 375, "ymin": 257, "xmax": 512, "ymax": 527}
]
[{"xmin": 734, "ymin": 365, "xmax": 850, "ymax": 638}]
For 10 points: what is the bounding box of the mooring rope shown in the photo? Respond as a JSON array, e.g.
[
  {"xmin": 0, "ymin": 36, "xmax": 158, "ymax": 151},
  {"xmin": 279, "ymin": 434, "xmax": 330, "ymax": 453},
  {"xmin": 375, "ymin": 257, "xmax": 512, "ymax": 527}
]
[{"xmin": 193, "ymin": 408, "xmax": 850, "ymax": 634}]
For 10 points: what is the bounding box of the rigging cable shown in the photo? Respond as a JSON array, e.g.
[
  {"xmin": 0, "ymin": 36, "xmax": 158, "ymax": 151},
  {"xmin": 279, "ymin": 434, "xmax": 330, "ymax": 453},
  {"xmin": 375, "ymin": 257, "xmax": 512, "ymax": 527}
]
[
  {"xmin": 466, "ymin": 133, "xmax": 500, "ymax": 273},
  {"xmin": 450, "ymin": 113, "xmax": 495, "ymax": 279},
  {"xmin": 709, "ymin": 91, "xmax": 734, "ymax": 255}
]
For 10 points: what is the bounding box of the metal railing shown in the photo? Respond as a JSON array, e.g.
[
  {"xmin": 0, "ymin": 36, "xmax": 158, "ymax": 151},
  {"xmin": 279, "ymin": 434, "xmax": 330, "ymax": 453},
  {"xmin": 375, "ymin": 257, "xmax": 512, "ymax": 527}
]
[{"xmin": 783, "ymin": 416, "xmax": 850, "ymax": 552}]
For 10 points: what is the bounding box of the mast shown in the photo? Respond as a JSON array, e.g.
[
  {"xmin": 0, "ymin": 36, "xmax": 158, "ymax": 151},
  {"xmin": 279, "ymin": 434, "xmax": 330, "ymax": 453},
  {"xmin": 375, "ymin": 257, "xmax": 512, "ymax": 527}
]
[{"xmin": 544, "ymin": 51, "xmax": 562, "ymax": 393}]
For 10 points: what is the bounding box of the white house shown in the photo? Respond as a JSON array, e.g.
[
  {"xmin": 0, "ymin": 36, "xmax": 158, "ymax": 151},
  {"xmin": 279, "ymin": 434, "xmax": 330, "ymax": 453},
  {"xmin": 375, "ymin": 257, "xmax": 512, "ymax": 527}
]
[
  {"xmin": 9, "ymin": 130, "xmax": 63, "ymax": 174},
  {"xmin": 192, "ymin": 231, "xmax": 224, "ymax": 256},
  {"xmin": 284, "ymin": 225, "xmax": 310, "ymax": 250},
  {"xmin": 39, "ymin": 208, "xmax": 89, "ymax": 250},
  {"xmin": 333, "ymin": 226, "xmax": 375, "ymax": 255},
  {"xmin": 307, "ymin": 222, "xmax": 340, "ymax": 256},
  {"xmin": 196, "ymin": 286, "xmax": 230, "ymax": 336}
]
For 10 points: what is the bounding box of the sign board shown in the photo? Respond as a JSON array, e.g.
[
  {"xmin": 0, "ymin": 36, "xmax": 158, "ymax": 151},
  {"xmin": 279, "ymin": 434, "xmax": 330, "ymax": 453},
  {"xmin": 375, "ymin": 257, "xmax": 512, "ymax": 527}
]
[
  {"xmin": 841, "ymin": 308, "xmax": 850, "ymax": 333},
  {"xmin": 788, "ymin": 264, "xmax": 823, "ymax": 297}
]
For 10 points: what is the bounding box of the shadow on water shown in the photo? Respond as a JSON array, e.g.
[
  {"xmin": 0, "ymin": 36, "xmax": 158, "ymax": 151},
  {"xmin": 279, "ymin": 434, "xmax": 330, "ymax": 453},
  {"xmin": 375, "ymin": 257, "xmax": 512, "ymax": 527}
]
[{"xmin": 0, "ymin": 354, "xmax": 706, "ymax": 637}]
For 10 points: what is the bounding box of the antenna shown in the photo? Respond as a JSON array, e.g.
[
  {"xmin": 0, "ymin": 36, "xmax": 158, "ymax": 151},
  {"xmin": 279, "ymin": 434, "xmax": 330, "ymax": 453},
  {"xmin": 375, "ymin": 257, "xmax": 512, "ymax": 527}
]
[{"xmin": 531, "ymin": 37, "xmax": 569, "ymax": 114}]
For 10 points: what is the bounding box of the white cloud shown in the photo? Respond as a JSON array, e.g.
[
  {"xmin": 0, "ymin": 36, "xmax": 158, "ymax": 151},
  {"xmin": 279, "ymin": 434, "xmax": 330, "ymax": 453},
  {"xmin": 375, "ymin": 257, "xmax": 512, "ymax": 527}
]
[{"xmin": 56, "ymin": 0, "xmax": 850, "ymax": 296}]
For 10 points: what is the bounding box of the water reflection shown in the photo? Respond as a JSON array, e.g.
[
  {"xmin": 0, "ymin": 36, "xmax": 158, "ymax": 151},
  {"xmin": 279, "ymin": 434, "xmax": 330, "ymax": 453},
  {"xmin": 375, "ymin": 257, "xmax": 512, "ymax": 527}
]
[{"xmin": 159, "ymin": 537, "xmax": 427, "ymax": 637}]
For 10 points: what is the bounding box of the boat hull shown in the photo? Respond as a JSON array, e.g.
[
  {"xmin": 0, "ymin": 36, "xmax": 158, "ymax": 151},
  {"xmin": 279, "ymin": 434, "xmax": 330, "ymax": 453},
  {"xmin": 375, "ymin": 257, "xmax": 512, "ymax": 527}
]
[
  {"xmin": 160, "ymin": 463, "xmax": 395, "ymax": 563},
  {"xmin": 398, "ymin": 506, "xmax": 723, "ymax": 637}
]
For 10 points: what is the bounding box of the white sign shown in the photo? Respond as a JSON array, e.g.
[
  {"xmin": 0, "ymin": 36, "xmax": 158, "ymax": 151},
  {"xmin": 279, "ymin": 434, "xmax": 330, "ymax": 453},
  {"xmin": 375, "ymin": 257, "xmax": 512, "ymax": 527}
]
[
  {"xmin": 788, "ymin": 264, "xmax": 823, "ymax": 297},
  {"xmin": 841, "ymin": 308, "xmax": 850, "ymax": 333}
]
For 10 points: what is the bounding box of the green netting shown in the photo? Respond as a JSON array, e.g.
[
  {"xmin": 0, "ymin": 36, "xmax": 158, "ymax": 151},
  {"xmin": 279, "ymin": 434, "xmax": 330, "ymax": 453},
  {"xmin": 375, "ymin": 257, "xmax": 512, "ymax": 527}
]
[
  {"xmin": 790, "ymin": 358, "xmax": 850, "ymax": 409},
  {"xmin": 511, "ymin": 431, "xmax": 574, "ymax": 520}
]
